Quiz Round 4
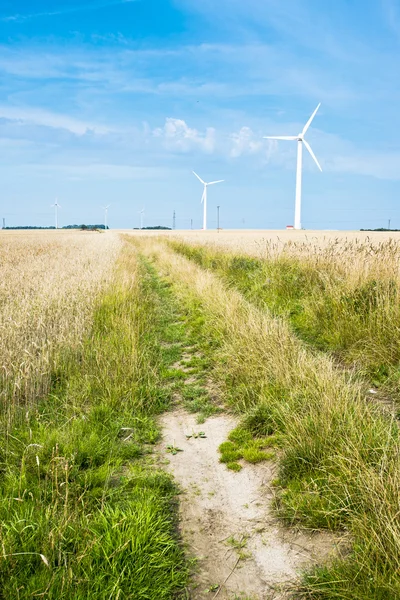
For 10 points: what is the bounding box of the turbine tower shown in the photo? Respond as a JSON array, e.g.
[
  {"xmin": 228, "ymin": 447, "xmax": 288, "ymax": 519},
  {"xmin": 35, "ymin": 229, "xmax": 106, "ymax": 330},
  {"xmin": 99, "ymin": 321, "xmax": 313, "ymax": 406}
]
[
  {"xmin": 51, "ymin": 199, "xmax": 61, "ymax": 229},
  {"xmin": 264, "ymin": 103, "xmax": 322, "ymax": 230},
  {"xmin": 102, "ymin": 204, "xmax": 110, "ymax": 230},
  {"xmin": 139, "ymin": 208, "xmax": 144, "ymax": 230},
  {"xmin": 192, "ymin": 171, "xmax": 224, "ymax": 230}
]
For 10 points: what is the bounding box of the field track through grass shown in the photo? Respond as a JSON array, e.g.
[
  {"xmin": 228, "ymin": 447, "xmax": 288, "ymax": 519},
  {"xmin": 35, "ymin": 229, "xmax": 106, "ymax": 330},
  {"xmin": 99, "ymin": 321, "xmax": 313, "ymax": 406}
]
[
  {"xmin": 121, "ymin": 238, "xmax": 343, "ymax": 599},
  {"xmin": 130, "ymin": 234, "xmax": 400, "ymax": 600},
  {"xmin": 167, "ymin": 238, "xmax": 400, "ymax": 416}
]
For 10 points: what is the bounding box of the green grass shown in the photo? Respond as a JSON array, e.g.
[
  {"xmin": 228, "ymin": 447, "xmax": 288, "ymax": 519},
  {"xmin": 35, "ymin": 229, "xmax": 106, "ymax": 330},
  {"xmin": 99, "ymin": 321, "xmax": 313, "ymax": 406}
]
[
  {"xmin": 218, "ymin": 421, "xmax": 277, "ymax": 470},
  {"xmin": 135, "ymin": 253, "xmax": 221, "ymax": 426},
  {"xmin": 168, "ymin": 239, "xmax": 400, "ymax": 398},
  {"xmin": 0, "ymin": 244, "xmax": 189, "ymax": 599}
]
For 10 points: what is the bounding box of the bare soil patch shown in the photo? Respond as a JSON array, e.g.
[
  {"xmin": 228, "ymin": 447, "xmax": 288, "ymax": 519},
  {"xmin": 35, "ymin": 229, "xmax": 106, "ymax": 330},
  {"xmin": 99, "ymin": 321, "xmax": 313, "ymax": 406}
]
[{"xmin": 159, "ymin": 409, "xmax": 344, "ymax": 600}]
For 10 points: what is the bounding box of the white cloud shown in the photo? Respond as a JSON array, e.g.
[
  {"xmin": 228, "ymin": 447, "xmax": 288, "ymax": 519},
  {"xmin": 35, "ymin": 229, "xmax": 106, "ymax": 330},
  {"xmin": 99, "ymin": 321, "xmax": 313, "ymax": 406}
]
[
  {"xmin": 230, "ymin": 126, "xmax": 263, "ymax": 158},
  {"xmin": 153, "ymin": 118, "xmax": 216, "ymax": 153}
]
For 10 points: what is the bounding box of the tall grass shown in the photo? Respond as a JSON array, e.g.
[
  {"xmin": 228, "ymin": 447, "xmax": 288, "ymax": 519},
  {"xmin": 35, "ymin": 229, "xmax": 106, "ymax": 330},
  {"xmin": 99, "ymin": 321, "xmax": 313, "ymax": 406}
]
[
  {"xmin": 137, "ymin": 237, "xmax": 400, "ymax": 599},
  {"xmin": 0, "ymin": 237, "xmax": 188, "ymax": 598},
  {"xmin": 168, "ymin": 238, "xmax": 400, "ymax": 393}
]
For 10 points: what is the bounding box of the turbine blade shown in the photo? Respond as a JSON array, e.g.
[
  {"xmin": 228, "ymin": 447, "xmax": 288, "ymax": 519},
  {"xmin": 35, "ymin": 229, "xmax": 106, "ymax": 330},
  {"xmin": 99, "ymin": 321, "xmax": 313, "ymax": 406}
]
[
  {"xmin": 302, "ymin": 103, "xmax": 321, "ymax": 136},
  {"xmin": 208, "ymin": 180, "xmax": 224, "ymax": 185},
  {"xmin": 200, "ymin": 189, "xmax": 205, "ymax": 203},
  {"xmin": 303, "ymin": 139, "xmax": 322, "ymax": 172},
  {"xmin": 263, "ymin": 135, "xmax": 297, "ymax": 140},
  {"xmin": 192, "ymin": 170, "xmax": 205, "ymax": 185}
]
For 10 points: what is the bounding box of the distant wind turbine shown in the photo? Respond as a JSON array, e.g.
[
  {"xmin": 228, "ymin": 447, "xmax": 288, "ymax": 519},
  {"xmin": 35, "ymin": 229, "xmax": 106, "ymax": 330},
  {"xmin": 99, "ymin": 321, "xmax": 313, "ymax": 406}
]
[
  {"xmin": 264, "ymin": 103, "xmax": 322, "ymax": 230},
  {"xmin": 192, "ymin": 171, "xmax": 224, "ymax": 230},
  {"xmin": 102, "ymin": 204, "xmax": 110, "ymax": 230},
  {"xmin": 51, "ymin": 199, "xmax": 61, "ymax": 229},
  {"xmin": 139, "ymin": 208, "xmax": 144, "ymax": 230}
]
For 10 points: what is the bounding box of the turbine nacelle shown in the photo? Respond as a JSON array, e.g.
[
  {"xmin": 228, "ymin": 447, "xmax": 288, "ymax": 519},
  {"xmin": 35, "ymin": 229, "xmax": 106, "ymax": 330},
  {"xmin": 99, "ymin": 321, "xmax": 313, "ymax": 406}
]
[{"xmin": 263, "ymin": 103, "xmax": 322, "ymax": 173}]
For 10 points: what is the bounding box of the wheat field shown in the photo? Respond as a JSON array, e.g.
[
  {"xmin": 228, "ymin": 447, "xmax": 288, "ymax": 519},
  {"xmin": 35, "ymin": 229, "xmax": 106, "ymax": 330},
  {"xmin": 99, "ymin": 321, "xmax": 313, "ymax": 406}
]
[
  {"xmin": 1, "ymin": 228, "xmax": 400, "ymax": 599},
  {"xmin": 0, "ymin": 231, "xmax": 121, "ymax": 422}
]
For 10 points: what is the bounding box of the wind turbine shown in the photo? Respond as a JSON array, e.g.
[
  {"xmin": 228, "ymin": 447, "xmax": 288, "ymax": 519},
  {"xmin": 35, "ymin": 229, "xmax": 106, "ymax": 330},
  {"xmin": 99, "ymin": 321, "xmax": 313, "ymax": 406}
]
[
  {"xmin": 102, "ymin": 204, "xmax": 110, "ymax": 230},
  {"xmin": 139, "ymin": 208, "xmax": 144, "ymax": 230},
  {"xmin": 192, "ymin": 171, "xmax": 224, "ymax": 230},
  {"xmin": 51, "ymin": 199, "xmax": 61, "ymax": 229},
  {"xmin": 264, "ymin": 103, "xmax": 322, "ymax": 230}
]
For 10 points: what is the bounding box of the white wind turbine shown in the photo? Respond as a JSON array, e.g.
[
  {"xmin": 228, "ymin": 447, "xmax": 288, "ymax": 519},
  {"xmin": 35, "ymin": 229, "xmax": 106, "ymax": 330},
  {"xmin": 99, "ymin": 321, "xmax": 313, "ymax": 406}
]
[
  {"xmin": 139, "ymin": 208, "xmax": 144, "ymax": 230},
  {"xmin": 264, "ymin": 103, "xmax": 322, "ymax": 230},
  {"xmin": 51, "ymin": 198, "xmax": 61, "ymax": 229},
  {"xmin": 192, "ymin": 171, "xmax": 224, "ymax": 230},
  {"xmin": 102, "ymin": 204, "xmax": 110, "ymax": 230}
]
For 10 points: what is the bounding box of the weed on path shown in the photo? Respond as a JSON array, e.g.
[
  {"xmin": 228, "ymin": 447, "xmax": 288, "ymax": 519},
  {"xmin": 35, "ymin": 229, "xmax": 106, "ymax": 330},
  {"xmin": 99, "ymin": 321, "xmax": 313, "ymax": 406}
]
[{"xmin": 159, "ymin": 410, "xmax": 340, "ymax": 600}]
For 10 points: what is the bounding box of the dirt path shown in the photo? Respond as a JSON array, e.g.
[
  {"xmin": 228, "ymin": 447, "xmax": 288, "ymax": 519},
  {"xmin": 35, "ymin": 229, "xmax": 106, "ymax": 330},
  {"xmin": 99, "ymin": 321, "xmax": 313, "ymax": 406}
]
[{"xmin": 160, "ymin": 409, "xmax": 342, "ymax": 600}]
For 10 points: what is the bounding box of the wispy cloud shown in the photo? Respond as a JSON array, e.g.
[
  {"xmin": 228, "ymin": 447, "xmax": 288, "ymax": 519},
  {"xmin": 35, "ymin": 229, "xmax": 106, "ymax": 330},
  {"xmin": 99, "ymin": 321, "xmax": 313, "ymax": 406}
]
[
  {"xmin": 381, "ymin": 0, "xmax": 400, "ymax": 38},
  {"xmin": 0, "ymin": 42, "xmax": 368, "ymax": 112},
  {"xmin": 20, "ymin": 163, "xmax": 169, "ymax": 181},
  {"xmin": 1, "ymin": 0, "xmax": 136, "ymax": 22},
  {"xmin": 328, "ymin": 153, "xmax": 400, "ymax": 181},
  {"xmin": 0, "ymin": 105, "xmax": 110, "ymax": 135}
]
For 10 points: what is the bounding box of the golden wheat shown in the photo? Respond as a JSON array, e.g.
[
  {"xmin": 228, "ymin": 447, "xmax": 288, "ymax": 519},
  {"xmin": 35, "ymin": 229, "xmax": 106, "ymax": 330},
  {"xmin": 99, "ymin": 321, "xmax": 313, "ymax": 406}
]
[{"xmin": 0, "ymin": 231, "xmax": 121, "ymax": 422}]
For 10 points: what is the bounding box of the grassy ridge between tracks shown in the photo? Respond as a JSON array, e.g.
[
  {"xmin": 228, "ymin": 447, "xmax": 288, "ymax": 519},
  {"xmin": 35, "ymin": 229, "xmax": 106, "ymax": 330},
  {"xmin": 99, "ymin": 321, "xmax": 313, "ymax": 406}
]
[
  {"xmin": 168, "ymin": 238, "xmax": 400, "ymax": 401},
  {"xmin": 0, "ymin": 242, "xmax": 189, "ymax": 599}
]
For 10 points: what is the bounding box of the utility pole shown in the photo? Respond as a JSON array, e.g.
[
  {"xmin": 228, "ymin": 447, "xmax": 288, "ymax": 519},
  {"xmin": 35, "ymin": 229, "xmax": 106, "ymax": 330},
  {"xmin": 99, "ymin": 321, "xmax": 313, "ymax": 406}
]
[
  {"xmin": 173, "ymin": 210, "xmax": 176, "ymax": 230},
  {"xmin": 2, "ymin": 218, "xmax": 5, "ymax": 229},
  {"xmin": 217, "ymin": 205, "xmax": 220, "ymax": 232}
]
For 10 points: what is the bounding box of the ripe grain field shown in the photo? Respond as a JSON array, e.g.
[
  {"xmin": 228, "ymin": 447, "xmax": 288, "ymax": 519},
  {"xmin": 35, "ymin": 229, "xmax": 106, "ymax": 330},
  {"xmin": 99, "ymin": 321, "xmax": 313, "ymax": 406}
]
[{"xmin": 1, "ymin": 229, "xmax": 400, "ymax": 599}]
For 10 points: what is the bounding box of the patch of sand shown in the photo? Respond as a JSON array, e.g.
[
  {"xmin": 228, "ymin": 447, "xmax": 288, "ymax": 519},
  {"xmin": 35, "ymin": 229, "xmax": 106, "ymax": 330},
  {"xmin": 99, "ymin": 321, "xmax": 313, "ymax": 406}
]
[{"xmin": 159, "ymin": 410, "xmax": 344, "ymax": 600}]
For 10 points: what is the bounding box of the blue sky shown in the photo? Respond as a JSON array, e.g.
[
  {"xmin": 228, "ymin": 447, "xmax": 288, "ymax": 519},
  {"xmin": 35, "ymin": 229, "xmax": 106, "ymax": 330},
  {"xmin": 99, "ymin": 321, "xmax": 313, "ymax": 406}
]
[{"xmin": 1, "ymin": 0, "xmax": 400, "ymax": 229}]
